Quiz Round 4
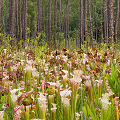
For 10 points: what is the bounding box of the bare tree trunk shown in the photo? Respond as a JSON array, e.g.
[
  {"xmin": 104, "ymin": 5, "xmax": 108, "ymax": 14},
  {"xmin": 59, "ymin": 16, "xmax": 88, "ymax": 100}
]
[
  {"xmin": 0, "ymin": 0, "xmax": 1, "ymax": 28},
  {"xmin": 45, "ymin": 9, "xmax": 48, "ymax": 41},
  {"xmin": 68, "ymin": 12, "xmax": 69, "ymax": 49},
  {"xmin": 2, "ymin": 0, "xmax": 4, "ymax": 29},
  {"xmin": 18, "ymin": 0, "xmax": 21, "ymax": 40},
  {"xmin": 9, "ymin": 0, "xmax": 11, "ymax": 30},
  {"xmin": 88, "ymin": 0, "xmax": 93, "ymax": 46},
  {"xmin": 59, "ymin": 0, "xmax": 62, "ymax": 33},
  {"xmin": 5, "ymin": 0, "xmax": 8, "ymax": 32},
  {"xmin": 108, "ymin": 0, "xmax": 113, "ymax": 43},
  {"xmin": 38, "ymin": 0, "xmax": 42, "ymax": 33},
  {"xmin": 80, "ymin": 0, "xmax": 84, "ymax": 48},
  {"xmin": 64, "ymin": 0, "xmax": 70, "ymax": 49},
  {"xmin": 0, "ymin": 0, "xmax": 1, "ymax": 44},
  {"xmin": 67, "ymin": 0, "xmax": 70, "ymax": 49},
  {"xmin": 83, "ymin": 0, "xmax": 87, "ymax": 43},
  {"xmin": 48, "ymin": 0, "xmax": 52, "ymax": 47},
  {"xmin": 114, "ymin": 0, "xmax": 119, "ymax": 43},
  {"xmin": 16, "ymin": 0, "xmax": 18, "ymax": 38},
  {"xmin": 92, "ymin": 0, "xmax": 96, "ymax": 40},
  {"xmin": 95, "ymin": 7, "xmax": 98, "ymax": 41},
  {"xmin": 54, "ymin": 0, "xmax": 57, "ymax": 49},
  {"xmin": 100, "ymin": 5, "xmax": 104, "ymax": 43},
  {"xmin": 34, "ymin": 5, "xmax": 37, "ymax": 38},
  {"xmin": 65, "ymin": 5, "xmax": 68, "ymax": 48},
  {"xmin": 104, "ymin": 0, "xmax": 108, "ymax": 43},
  {"xmin": 9, "ymin": 0, "xmax": 15, "ymax": 37},
  {"xmin": 22, "ymin": 0, "xmax": 27, "ymax": 45},
  {"xmin": 58, "ymin": 0, "xmax": 62, "ymax": 49}
]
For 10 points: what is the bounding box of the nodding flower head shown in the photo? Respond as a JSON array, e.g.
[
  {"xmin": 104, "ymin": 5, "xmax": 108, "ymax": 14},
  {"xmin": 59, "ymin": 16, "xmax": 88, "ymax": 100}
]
[
  {"xmin": 60, "ymin": 89, "xmax": 72, "ymax": 98},
  {"xmin": 99, "ymin": 93, "xmax": 111, "ymax": 111},
  {"xmin": 85, "ymin": 80, "xmax": 92, "ymax": 98},
  {"xmin": 62, "ymin": 97, "xmax": 70, "ymax": 108},
  {"xmin": 70, "ymin": 70, "xmax": 82, "ymax": 85},
  {"xmin": 73, "ymin": 70, "xmax": 83, "ymax": 77},
  {"xmin": 37, "ymin": 93, "xmax": 47, "ymax": 110},
  {"xmin": 24, "ymin": 65, "xmax": 33, "ymax": 73}
]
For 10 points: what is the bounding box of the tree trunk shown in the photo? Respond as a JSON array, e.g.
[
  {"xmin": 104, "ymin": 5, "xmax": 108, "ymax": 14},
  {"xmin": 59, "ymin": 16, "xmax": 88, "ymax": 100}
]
[
  {"xmin": 80, "ymin": 0, "xmax": 84, "ymax": 48},
  {"xmin": 16, "ymin": 0, "xmax": 18, "ymax": 38},
  {"xmin": 38, "ymin": 0, "xmax": 42, "ymax": 33},
  {"xmin": 92, "ymin": 0, "xmax": 96, "ymax": 40},
  {"xmin": 64, "ymin": 0, "xmax": 70, "ymax": 48},
  {"xmin": 104, "ymin": 0, "xmax": 108, "ymax": 43},
  {"xmin": 58, "ymin": 0, "xmax": 62, "ymax": 48},
  {"xmin": 48, "ymin": 0, "xmax": 52, "ymax": 47},
  {"xmin": 22, "ymin": 0, "xmax": 27, "ymax": 45},
  {"xmin": 59, "ymin": 0, "xmax": 62, "ymax": 33},
  {"xmin": 88, "ymin": 0, "xmax": 93, "ymax": 46},
  {"xmin": 114, "ymin": 0, "xmax": 119, "ymax": 43},
  {"xmin": 65, "ymin": 5, "xmax": 68, "ymax": 48},
  {"xmin": 54, "ymin": 0, "xmax": 57, "ymax": 49},
  {"xmin": 5, "ymin": 0, "xmax": 8, "ymax": 32},
  {"xmin": 34, "ymin": 5, "xmax": 37, "ymax": 38},
  {"xmin": 83, "ymin": 0, "xmax": 87, "ymax": 43},
  {"xmin": 0, "ymin": 0, "xmax": 1, "ymax": 28},
  {"xmin": 0, "ymin": 0, "xmax": 2, "ymax": 45},
  {"xmin": 67, "ymin": 0, "xmax": 70, "ymax": 49},
  {"xmin": 2, "ymin": 0, "xmax": 4, "ymax": 29},
  {"xmin": 95, "ymin": 7, "xmax": 98, "ymax": 41},
  {"xmin": 18, "ymin": 0, "xmax": 21, "ymax": 40},
  {"xmin": 100, "ymin": 5, "xmax": 104, "ymax": 43},
  {"xmin": 9, "ymin": 0, "xmax": 15, "ymax": 37},
  {"xmin": 9, "ymin": 0, "xmax": 11, "ymax": 29},
  {"xmin": 108, "ymin": 0, "xmax": 113, "ymax": 43}
]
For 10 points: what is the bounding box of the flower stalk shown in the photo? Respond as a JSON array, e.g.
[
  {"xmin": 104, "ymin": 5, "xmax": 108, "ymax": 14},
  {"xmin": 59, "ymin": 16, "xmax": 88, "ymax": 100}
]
[
  {"xmin": 25, "ymin": 66, "xmax": 32, "ymax": 91},
  {"xmin": 25, "ymin": 106, "xmax": 30, "ymax": 120},
  {"xmin": 70, "ymin": 70, "xmax": 82, "ymax": 120},
  {"xmin": 62, "ymin": 98, "xmax": 70, "ymax": 120},
  {"xmin": 114, "ymin": 98, "xmax": 119, "ymax": 120},
  {"xmin": 37, "ymin": 93, "xmax": 47, "ymax": 119},
  {"xmin": 48, "ymin": 95, "xmax": 54, "ymax": 120}
]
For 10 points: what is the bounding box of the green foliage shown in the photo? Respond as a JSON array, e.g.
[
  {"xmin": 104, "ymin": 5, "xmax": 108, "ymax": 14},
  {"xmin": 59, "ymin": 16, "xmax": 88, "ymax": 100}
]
[{"xmin": 106, "ymin": 64, "xmax": 120, "ymax": 96}]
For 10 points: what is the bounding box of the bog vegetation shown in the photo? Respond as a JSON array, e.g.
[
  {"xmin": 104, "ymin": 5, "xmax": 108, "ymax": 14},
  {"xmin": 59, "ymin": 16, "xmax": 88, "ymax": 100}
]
[
  {"xmin": 0, "ymin": 42, "xmax": 120, "ymax": 120},
  {"xmin": 0, "ymin": 0, "xmax": 120, "ymax": 120}
]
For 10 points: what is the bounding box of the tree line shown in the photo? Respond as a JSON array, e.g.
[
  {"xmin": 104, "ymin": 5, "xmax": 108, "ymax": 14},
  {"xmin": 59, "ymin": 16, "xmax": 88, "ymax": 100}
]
[{"xmin": 0, "ymin": 0, "xmax": 119, "ymax": 48}]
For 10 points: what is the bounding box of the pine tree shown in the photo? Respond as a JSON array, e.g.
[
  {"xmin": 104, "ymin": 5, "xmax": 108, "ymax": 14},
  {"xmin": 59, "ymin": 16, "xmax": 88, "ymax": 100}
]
[{"xmin": 114, "ymin": 0, "xmax": 119, "ymax": 43}]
